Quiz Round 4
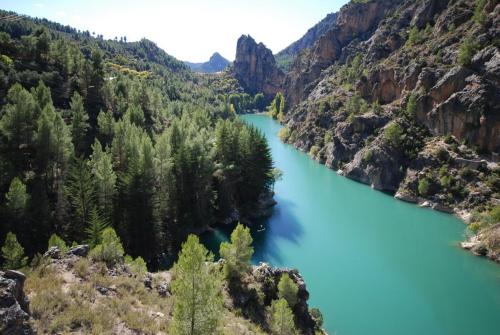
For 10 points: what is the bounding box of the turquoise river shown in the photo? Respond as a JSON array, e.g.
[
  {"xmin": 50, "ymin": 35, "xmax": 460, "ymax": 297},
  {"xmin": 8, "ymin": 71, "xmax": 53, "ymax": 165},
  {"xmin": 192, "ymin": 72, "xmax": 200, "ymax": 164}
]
[{"xmin": 205, "ymin": 114, "xmax": 500, "ymax": 335}]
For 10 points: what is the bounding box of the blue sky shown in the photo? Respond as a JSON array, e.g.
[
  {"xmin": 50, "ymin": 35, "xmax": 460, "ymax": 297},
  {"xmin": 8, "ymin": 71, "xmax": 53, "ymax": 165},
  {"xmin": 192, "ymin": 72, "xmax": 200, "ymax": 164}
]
[{"xmin": 1, "ymin": 0, "xmax": 350, "ymax": 62}]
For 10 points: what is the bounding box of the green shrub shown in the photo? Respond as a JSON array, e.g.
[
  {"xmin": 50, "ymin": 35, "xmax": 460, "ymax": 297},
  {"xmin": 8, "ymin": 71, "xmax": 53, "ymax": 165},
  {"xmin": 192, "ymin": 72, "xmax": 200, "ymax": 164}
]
[
  {"xmin": 418, "ymin": 178, "xmax": 430, "ymax": 196},
  {"xmin": 458, "ymin": 37, "xmax": 478, "ymax": 66},
  {"xmin": 384, "ymin": 122, "xmax": 403, "ymax": 147},
  {"xmin": 324, "ymin": 131, "xmax": 333, "ymax": 144},
  {"xmin": 125, "ymin": 255, "xmax": 148, "ymax": 275},
  {"xmin": 1, "ymin": 232, "xmax": 28, "ymax": 270},
  {"xmin": 440, "ymin": 174, "xmax": 453, "ymax": 189},
  {"xmin": 436, "ymin": 147, "xmax": 449, "ymax": 161},
  {"xmin": 473, "ymin": 0, "xmax": 488, "ymax": 25},
  {"xmin": 277, "ymin": 273, "xmax": 299, "ymax": 308},
  {"xmin": 407, "ymin": 26, "xmax": 424, "ymax": 45},
  {"xmin": 89, "ymin": 228, "xmax": 124, "ymax": 267},
  {"xmin": 490, "ymin": 206, "xmax": 500, "ymax": 222},
  {"xmin": 309, "ymin": 145, "xmax": 320, "ymax": 158},
  {"xmin": 363, "ymin": 149, "xmax": 373, "ymax": 163},
  {"xmin": 48, "ymin": 234, "xmax": 68, "ymax": 253},
  {"xmin": 278, "ymin": 127, "xmax": 290, "ymax": 141},
  {"xmin": 406, "ymin": 93, "xmax": 417, "ymax": 118}
]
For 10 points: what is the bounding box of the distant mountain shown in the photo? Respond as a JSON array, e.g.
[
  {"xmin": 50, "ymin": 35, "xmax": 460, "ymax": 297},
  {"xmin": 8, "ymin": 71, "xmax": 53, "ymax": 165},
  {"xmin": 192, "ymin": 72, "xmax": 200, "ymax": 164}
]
[
  {"xmin": 185, "ymin": 52, "xmax": 230, "ymax": 73},
  {"xmin": 275, "ymin": 12, "xmax": 338, "ymax": 71}
]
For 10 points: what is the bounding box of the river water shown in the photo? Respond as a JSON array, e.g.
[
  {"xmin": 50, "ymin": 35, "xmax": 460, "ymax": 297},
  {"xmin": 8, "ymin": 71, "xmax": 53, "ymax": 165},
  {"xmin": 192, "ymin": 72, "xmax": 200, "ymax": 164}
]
[{"xmin": 205, "ymin": 114, "xmax": 500, "ymax": 335}]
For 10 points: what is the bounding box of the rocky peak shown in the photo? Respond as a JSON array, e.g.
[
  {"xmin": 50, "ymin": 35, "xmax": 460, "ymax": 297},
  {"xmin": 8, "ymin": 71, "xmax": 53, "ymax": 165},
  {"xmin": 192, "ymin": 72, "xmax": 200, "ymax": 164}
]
[
  {"xmin": 185, "ymin": 52, "xmax": 230, "ymax": 73},
  {"xmin": 232, "ymin": 35, "xmax": 284, "ymax": 100}
]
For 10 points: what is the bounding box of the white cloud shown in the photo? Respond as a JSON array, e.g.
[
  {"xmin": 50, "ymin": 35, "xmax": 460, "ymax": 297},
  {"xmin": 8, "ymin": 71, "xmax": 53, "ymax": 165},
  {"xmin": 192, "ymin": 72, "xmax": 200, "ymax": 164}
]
[{"xmin": 34, "ymin": 3, "xmax": 44, "ymax": 8}]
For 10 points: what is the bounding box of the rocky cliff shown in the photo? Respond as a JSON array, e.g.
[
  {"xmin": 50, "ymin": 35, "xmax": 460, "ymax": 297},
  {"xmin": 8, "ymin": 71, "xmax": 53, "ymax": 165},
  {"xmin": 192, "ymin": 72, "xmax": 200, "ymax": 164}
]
[
  {"xmin": 275, "ymin": 12, "xmax": 338, "ymax": 71},
  {"xmin": 273, "ymin": 0, "xmax": 500, "ymax": 261},
  {"xmin": 232, "ymin": 35, "xmax": 285, "ymax": 100}
]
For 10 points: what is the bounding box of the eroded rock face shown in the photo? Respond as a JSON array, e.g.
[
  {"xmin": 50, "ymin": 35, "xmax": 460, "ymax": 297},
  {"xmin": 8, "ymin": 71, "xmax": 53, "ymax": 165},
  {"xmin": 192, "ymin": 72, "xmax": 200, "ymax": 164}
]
[
  {"xmin": 232, "ymin": 35, "xmax": 284, "ymax": 100},
  {"xmin": 285, "ymin": 0, "xmax": 406, "ymax": 107},
  {"xmin": 342, "ymin": 137, "xmax": 407, "ymax": 193},
  {"xmin": 0, "ymin": 270, "xmax": 35, "ymax": 335}
]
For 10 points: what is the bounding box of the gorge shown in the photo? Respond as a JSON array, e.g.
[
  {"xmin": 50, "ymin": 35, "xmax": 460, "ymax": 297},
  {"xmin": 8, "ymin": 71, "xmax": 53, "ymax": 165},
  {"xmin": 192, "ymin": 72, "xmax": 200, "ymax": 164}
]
[{"xmin": 0, "ymin": 0, "xmax": 499, "ymax": 334}]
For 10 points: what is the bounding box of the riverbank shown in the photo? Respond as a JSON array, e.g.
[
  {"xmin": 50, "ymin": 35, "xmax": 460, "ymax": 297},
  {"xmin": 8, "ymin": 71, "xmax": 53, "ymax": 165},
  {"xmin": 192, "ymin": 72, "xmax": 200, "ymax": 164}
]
[
  {"xmin": 280, "ymin": 115, "xmax": 499, "ymax": 263},
  {"xmin": 233, "ymin": 113, "xmax": 500, "ymax": 335}
]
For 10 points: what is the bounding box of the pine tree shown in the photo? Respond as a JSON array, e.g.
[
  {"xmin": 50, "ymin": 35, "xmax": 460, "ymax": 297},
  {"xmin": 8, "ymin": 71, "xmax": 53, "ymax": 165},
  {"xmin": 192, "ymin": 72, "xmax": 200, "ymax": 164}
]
[
  {"xmin": 70, "ymin": 92, "xmax": 89, "ymax": 155},
  {"xmin": 35, "ymin": 104, "xmax": 73, "ymax": 183},
  {"xmin": 31, "ymin": 80, "xmax": 53, "ymax": 116},
  {"xmin": 219, "ymin": 223, "xmax": 254, "ymax": 278},
  {"xmin": 278, "ymin": 273, "xmax": 299, "ymax": 308},
  {"xmin": 89, "ymin": 140, "xmax": 116, "ymax": 220},
  {"xmin": 170, "ymin": 235, "xmax": 222, "ymax": 335},
  {"xmin": 0, "ymin": 84, "xmax": 37, "ymax": 171},
  {"xmin": 65, "ymin": 157, "xmax": 95, "ymax": 238},
  {"xmin": 5, "ymin": 177, "xmax": 29, "ymax": 216},
  {"xmin": 1, "ymin": 232, "xmax": 28, "ymax": 270},
  {"xmin": 85, "ymin": 207, "xmax": 109, "ymax": 248},
  {"xmin": 124, "ymin": 103, "xmax": 145, "ymax": 127},
  {"xmin": 269, "ymin": 298, "xmax": 297, "ymax": 335},
  {"xmin": 406, "ymin": 93, "xmax": 417, "ymax": 118},
  {"xmin": 97, "ymin": 109, "xmax": 114, "ymax": 144}
]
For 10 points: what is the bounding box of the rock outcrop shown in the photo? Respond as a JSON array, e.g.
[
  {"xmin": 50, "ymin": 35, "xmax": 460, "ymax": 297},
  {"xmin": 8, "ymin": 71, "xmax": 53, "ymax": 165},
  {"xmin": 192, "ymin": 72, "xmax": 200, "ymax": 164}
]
[
  {"xmin": 232, "ymin": 35, "xmax": 284, "ymax": 100},
  {"xmin": 0, "ymin": 270, "xmax": 34, "ymax": 335},
  {"xmin": 265, "ymin": 0, "xmax": 500, "ymax": 260},
  {"xmin": 284, "ymin": 0, "xmax": 406, "ymax": 107},
  {"xmin": 275, "ymin": 12, "xmax": 338, "ymax": 70}
]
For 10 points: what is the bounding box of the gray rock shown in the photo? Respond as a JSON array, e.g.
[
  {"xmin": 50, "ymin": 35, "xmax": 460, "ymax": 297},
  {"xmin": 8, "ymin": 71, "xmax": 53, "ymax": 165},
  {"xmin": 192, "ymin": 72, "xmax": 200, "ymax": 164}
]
[
  {"xmin": 67, "ymin": 245, "xmax": 89, "ymax": 257},
  {"xmin": 143, "ymin": 273, "xmax": 153, "ymax": 290},
  {"xmin": 156, "ymin": 283, "xmax": 171, "ymax": 297},
  {"xmin": 0, "ymin": 271, "xmax": 35, "ymax": 335},
  {"xmin": 43, "ymin": 246, "xmax": 60, "ymax": 259}
]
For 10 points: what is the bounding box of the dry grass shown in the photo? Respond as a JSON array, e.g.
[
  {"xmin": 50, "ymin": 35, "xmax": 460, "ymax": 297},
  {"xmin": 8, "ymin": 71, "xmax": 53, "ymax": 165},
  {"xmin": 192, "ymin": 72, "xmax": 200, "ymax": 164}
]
[
  {"xmin": 25, "ymin": 257, "xmax": 278, "ymax": 334},
  {"xmin": 25, "ymin": 259, "xmax": 173, "ymax": 334}
]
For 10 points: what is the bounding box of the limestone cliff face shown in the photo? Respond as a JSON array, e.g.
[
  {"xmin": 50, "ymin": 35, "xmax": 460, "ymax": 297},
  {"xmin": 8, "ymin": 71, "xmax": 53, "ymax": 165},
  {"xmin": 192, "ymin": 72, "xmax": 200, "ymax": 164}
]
[
  {"xmin": 284, "ymin": 0, "xmax": 406, "ymax": 107},
  {"xmin": 232, "ymin": 35, "xmax": 284, "ymax": 99},
  {"xmin": 273, "ymin": 0, "xmax": 500, "ymax": 260}
]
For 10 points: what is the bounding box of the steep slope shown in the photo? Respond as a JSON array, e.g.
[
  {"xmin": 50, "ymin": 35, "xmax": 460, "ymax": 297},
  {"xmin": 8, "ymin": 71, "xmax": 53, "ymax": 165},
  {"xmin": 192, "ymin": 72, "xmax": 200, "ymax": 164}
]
[
  {"xmin": 276, "ymin": 0, "xmax": 500, "ymax": 261},
  {"xmin": 275, "ymin": 12, "xmax": 338, "ymax": 71},
  {"xmin": 0, "ymin": 10, "xmax": 276, "ymax": 265},
  {"xmin": 185, "ymin": 52, "xmax": 230, "ymax": 73},
  {"xmin": 6, "ymin": 244, "xmax": 323, "ymax": 334},
  {"xmin": 232, "ymin": 35, "xmax": 285, "ymax": 101}
]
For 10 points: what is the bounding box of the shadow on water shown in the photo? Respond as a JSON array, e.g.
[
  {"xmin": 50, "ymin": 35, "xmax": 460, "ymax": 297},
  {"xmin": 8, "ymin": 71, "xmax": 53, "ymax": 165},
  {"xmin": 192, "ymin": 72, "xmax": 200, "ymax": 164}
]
[
  {"xmin": 252, "ymin": 196, "xmax": 304, "ymax": 265},
  {"xmin": 201, "ymin": 196, "xmax": 304, "ymax": 265}
]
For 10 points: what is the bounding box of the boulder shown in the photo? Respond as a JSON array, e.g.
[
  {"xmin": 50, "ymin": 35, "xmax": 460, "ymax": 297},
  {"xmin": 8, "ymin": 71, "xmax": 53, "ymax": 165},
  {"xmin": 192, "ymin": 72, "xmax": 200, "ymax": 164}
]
[
  {"xmin": 67, "ymin": 245, "xmax": 89, "ymax": 257},
  {"xmin": 43, "ymin": 246, "xmax": 60, "ymax": 259},
  {"xmin": 0, "ymin": 271, "xmax": 35, "ymax": 335}
]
